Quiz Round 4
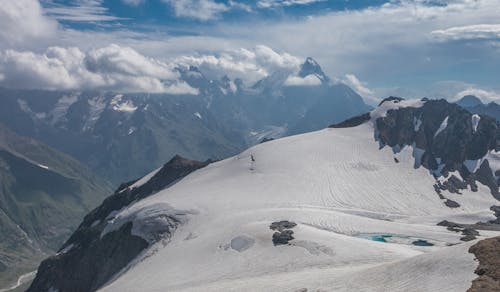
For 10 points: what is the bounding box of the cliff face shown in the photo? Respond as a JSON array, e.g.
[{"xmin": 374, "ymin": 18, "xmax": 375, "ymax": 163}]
[
  {"xmin": 375, "ymin": 99, "xmax": 500, "ymax": 200},
  {"xmin": 28, "ymin": 155, "xmax": 209, "ymax": 292}
]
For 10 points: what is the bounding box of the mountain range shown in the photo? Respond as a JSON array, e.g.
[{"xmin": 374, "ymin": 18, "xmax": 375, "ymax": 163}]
[
  {"xmin": 0, "ymin": 58, "xmax": 370, "ymax": 184},
  {"xmin": 456, "ymin": 95, "xmax": 500, "ymax": 122},
  {"xmin": 29, "ymin": 97, "xmax": 500, "ymax": 292}
]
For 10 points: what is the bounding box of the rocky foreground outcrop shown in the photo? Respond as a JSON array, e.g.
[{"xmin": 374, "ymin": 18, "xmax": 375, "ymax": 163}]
[
  {"xmin": 28, "ymin": 155, "xmax": 209, "ymax": 292},
  {"xmin": 468, "ymin": 236, "xmax": 500, "ymax": 291}
]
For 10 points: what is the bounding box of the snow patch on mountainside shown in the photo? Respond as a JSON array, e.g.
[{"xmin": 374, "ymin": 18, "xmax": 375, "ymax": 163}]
[
  {"xmin": 50, "ymin": 95, "xmax": 78, "ymax": 124},
  {"xmin": 99, "ymin": 122, "xmax": 499, "ymax": 292},
  {"xmin": 129, "ymin": 167, "xmax": 162, "ymax": 190},
  {"xmin": 471, "ymin": 114, "xmax": 480, "ymax": 133},
  {"xmin": 85, "ymin": 96, "xmax": 107, "ymax": 131},
  {"xmin": 434, "ymin": 116, "xmax": 449, "ymax": 137},
  {"xmin": 110, "ymin": 95, "xmax": 137, "ymax": 113}
]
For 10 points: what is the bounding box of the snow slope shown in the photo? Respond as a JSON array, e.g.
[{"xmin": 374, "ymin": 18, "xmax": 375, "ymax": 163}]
[{"xmin": 100, "ymin": 122, "xmax": 499, "ymax": 292}]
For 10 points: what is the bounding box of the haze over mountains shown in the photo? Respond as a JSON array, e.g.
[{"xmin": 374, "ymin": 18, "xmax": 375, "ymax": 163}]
[{"xmin": 0, "ymin": 124, "xmax": 111, "ymax": 289}]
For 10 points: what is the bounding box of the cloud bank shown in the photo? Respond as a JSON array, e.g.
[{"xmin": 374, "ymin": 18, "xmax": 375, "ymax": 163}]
[{"xmin": 0, "ymin": 44, "xmax": 198, "ymax": 94}]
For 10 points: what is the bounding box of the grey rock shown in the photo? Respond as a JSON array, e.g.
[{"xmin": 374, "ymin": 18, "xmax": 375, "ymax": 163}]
[{"xmin": 272, "ymin": 230, "xmax": 295, "ymax": 246}]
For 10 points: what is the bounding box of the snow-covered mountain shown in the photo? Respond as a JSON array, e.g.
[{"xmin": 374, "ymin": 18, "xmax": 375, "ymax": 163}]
[
  {"xmin": 29, "ymin": 98, "xmax": 500, "ymax": 292},
  {"xmin": 0, "ymin": 57, "xmax": 370, "ymax": 184}
]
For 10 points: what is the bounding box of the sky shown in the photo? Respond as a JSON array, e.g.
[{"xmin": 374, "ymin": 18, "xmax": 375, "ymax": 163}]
[{"xmin": 0, "ymin": 0, "xmax": 500, "ymax": 104}]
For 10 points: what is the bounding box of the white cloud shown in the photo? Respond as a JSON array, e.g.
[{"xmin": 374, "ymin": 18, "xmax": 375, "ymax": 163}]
[
  {"xmin": 431, "ymin": 24, "xmax": 500, "ymax": 41},
  {"xmin": 341, "ymin": 74, "xmax": 378, "ymax": 104},
  {"xmin": 176, "ymin": 45, "xmax": 302, "ymax": 83},
  {"xmin": 257, "ymin": 0, "xmax": 325, "ymax": 8},
  {"xmin": 162, "ymin": 0, "xmax": 230, "ymax": 21},
  {"xmin": 284, "ymin": 75, "xmax": 321, "ymax": 86},
  {"xmin": 43, "ymin": 0, "xmax": 126, "ymax": 22},
  {"xmin": 453, "ymin": 87, "xmax": 500, "ymax": 103},
  {"xmin": 342, "ymin": 74, "xmax": 374, "ymax": 97},
  {"xmin": 0, "ymin": 44, "xmax": 198, "ymax": 94},
  {"xmin": 0, "ymin": 0, "xmax": 57, "ymax": 47}
]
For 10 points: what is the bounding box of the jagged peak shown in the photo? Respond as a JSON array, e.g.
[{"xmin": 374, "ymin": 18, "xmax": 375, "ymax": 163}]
[{"xmin": 298, "ymin": 57, "xmax": 328, "ymax": 82}]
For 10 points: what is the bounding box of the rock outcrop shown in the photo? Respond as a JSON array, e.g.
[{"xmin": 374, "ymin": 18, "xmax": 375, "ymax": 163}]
[{"xmin": 28, "ymin": 155, "xmax": 209, "ymax": 292}]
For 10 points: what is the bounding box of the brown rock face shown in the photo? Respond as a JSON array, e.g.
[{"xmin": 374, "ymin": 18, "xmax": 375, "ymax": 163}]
[{"xmin": 468, "ymin": 236, "xmax": 500, "ymax": 292}]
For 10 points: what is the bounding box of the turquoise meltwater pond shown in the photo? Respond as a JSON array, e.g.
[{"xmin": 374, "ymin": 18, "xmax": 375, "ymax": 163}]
[{"xmin": 355, "ymin": 233, "xmax": 435, "ymax": 246}]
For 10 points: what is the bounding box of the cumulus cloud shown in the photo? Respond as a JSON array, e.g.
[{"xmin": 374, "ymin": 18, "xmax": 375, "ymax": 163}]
[
  {"xmin": 342, "ymin": 74, "xmax": 374, "ymax": 97},
  {"xmin": 176, "ymin": 45, "xmax": 302, "ymax": 83},
  {"xmin": 0, "ymin": 44, "xmax": 198, "ymax": 94},
  {"xmin": 284, "ymin": 75, "xmax": 321, "ymax": 86},
  {"xmin": 0, "ymin": 0, "xmax": 57, "ymax": 47}
]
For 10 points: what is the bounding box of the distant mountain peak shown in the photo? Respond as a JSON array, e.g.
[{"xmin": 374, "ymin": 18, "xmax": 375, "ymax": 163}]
[
  {"xmin": 456, "ymin": 95, "xmax": 483, "ymax": 108},
  {"xmin": 299, "ymin": 57, "xmax": 328, "ymax": 83}
]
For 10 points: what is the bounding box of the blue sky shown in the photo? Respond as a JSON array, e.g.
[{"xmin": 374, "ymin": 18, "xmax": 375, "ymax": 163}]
[{"xmin": 1, "ymin": 0, "xmax": 500, "ymax": 104}]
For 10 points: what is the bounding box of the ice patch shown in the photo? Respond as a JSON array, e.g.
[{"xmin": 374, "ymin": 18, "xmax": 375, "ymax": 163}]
[
  {"xmin": 230, "ymin": 235, "xmax": 255, "ymax": 252},
  {"xmin": 101, "ymin": 203, "xmax": 191, "ymax": 243},
  {"xmin": 434, "ymin": 116, "xmax": 449, "ymax": 137},
  {"xmin": 37, "ymin": 164, "xmax": 49, "ymax": 170},
  {"xmin": 471, "ymin": 114, "xmax": 480, "ymax": 133}
]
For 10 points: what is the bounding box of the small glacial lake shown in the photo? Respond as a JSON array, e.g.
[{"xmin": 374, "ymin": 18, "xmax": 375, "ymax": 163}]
[{"xmin": 355, "ymin": 233, "xmax": 435, "ymax": 246}]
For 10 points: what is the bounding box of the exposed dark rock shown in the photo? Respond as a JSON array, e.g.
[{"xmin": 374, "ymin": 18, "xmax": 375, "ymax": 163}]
[
  {"xmin": 375, "ymin": 98, "xmax": 500, "ymax": 199},
  {"xmin": 329, "ymin": 112, "xmax": 370, "ymax": 128},
  {"xmin": 412, "ymin": 239, "xmax": 434, "ymax": 246},
  {"xmin": 270, "ymin": 221, "xmax": 297, "ymax": 246},
  {"xmin": 437, "ymin": 220, "xmax": 480, "ymax": 241},
  {"xmin": 270, "ymin": 220, "xmax": 297, "ymax": 232},
  {"xmin": 394, "ymin": 157, "xmax": 399, "ymax": 163},
  {"xmin": 439, "ymin": 175, "xmax": 468, "ymax": 194},
  {"xmin": 28, "ymin": 155, "xmax": 209, "ymax": 292},
  {"xmin": 378, "ymin": 96, "xmax": 404, "ymax": 106},
  {"xmin": 259, "ymin": 137, "xmax": 274, "ymax": 144},
  {"xmin": 461, "ymin": 228, "xmax": 480, "ymax": 241},
  {"xmin": 468, "ymin": 236, "xmax": 500, "ymax": 292},
  {"xmin": 445, "ymin": 199, "xmax": 460, "ymax": 208},
  {"xmin": 272, "ymin": 230, "xmax": 295, "ymax": 246}
]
